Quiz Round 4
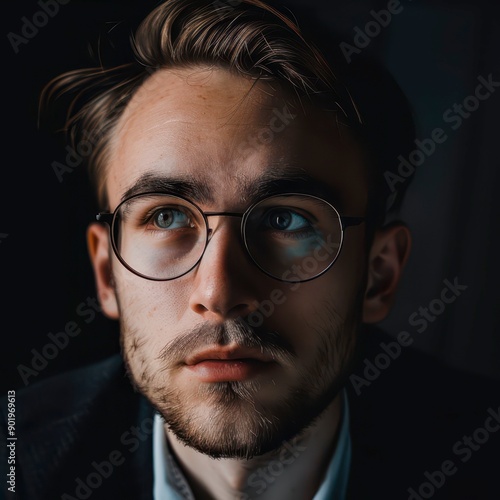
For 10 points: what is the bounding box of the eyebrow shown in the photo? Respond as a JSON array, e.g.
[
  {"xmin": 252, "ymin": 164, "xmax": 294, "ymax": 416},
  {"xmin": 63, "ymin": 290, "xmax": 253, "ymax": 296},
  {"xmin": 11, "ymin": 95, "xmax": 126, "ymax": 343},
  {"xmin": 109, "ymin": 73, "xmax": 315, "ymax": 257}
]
[
  {"xmin": 247, "ymin": 165, "xmax": 343, "ymax": 208},
  {"xmin": 120, "ymin": 172, "xmax": 214, "ymax": 205},
  {"xmin": 120, "ymin": 165, "xmax": 343, "ymax": 209}
]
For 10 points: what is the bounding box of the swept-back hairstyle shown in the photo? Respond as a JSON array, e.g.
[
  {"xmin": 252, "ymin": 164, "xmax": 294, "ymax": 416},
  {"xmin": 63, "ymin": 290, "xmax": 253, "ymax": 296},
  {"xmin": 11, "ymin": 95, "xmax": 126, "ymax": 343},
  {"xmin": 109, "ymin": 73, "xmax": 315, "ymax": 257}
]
[{"xmin": 40, "ymin": 0, "xmax": 416, "ymax": 225}]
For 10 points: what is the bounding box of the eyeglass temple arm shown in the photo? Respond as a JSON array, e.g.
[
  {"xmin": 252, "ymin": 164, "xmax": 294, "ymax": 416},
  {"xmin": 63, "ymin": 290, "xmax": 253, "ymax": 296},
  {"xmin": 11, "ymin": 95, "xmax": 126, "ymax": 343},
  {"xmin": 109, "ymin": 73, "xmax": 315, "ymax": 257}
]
[
  {"xmin": 340, "ymin": 216, "xmax": 365, "ymax": 230},
  {"xmin": 96, "ymin": 213, "xmax": 113, "ymax": 225}
]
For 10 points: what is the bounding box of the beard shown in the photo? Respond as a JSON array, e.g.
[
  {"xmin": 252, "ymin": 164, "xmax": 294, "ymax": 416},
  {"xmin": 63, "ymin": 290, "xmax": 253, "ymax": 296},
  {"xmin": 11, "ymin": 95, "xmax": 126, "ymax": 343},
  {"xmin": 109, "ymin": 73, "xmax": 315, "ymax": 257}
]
[{"xmin": 118, "ymin": 293, "xmax": 361, "ymax": 460}]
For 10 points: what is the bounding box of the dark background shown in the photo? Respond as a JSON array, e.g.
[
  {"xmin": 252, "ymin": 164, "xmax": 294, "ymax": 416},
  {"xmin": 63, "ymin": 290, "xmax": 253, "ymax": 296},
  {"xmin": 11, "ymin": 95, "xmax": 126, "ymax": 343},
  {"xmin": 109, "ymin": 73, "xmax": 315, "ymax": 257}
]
[{"xmin": 2, "ymin": 0, "xmax": 499, "ymax": 397}]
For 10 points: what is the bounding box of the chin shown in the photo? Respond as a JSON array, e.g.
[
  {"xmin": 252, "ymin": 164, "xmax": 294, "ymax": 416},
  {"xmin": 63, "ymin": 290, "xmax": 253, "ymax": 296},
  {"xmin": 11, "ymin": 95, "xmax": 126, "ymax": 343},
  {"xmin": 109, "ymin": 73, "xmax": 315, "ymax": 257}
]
[{"xmin": 151, "ymin": 377, "xmax": 339, "ymax": 460}]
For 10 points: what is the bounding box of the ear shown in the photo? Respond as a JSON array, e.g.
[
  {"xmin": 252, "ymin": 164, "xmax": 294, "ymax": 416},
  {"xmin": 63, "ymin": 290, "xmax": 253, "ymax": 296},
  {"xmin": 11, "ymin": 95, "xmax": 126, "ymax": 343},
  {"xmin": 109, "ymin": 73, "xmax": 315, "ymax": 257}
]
[
  {"xmin": 87, "ymin": 223, "xmax": 120, "ymax": 320},
  {"xmin": 362, "ymin": 222, "xmax": 411, "ymax": 323}
]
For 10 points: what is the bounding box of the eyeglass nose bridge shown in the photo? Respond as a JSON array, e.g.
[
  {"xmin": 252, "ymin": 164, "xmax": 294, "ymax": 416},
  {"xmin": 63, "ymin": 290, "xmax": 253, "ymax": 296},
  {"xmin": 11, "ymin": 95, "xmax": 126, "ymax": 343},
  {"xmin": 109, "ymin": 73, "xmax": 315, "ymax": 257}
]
[
  {"xmin": 197, "ymin": 211, "xmax": 253, "ymax": 277},
  {"xmin": 204, "ymin": 211, "xmax": 246, "ymax": 241}
]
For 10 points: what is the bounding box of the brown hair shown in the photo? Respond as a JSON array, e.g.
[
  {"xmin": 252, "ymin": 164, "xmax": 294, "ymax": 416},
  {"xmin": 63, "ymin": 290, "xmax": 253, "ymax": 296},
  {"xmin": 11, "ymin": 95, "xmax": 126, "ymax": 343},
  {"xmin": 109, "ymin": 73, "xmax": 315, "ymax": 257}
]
[{"xmin": 40, "ymin": 0, "xmax": 415, "ymax": 221}]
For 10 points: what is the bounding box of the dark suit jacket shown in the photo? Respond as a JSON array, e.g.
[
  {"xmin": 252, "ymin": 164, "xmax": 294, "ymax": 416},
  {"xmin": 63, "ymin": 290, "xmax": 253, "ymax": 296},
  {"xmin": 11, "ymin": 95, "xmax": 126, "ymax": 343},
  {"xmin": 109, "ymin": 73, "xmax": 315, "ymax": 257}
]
[{"xmin": 2, "ymin": 327, "xmax": 499, "ymax": 500}]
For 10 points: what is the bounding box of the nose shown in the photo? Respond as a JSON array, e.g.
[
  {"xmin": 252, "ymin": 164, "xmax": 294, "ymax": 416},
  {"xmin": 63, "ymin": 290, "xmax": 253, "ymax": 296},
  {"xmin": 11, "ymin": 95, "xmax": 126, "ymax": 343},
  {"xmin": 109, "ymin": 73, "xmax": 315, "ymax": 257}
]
[{"xmin": 188, "ymin": 216, "xmax": 260, "ymax": 321}]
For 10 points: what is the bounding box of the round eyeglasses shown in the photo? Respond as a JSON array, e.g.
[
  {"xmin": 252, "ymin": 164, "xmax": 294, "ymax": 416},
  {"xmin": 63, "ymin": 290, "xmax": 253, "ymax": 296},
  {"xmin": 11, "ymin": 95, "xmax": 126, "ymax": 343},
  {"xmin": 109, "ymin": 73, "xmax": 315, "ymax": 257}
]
[{"xmin": 96, "ymin": 192, "xmax": 365, "ymax": 283}]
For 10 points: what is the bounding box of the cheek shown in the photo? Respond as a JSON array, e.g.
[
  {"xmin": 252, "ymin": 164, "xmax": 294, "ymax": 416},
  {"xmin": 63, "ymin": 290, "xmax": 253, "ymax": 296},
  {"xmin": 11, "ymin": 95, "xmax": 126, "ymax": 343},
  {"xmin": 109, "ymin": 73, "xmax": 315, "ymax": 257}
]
[
  {"xmin": 114, "ymin": 265, "xmax": 191, "ymax": 335},
  {"xmin": 115, "ymin": 273, "xmax": 195, "ymax": 384},
  {"xmin": 265, "ymin": 238, "xmax": 366, "ymax": 353}
]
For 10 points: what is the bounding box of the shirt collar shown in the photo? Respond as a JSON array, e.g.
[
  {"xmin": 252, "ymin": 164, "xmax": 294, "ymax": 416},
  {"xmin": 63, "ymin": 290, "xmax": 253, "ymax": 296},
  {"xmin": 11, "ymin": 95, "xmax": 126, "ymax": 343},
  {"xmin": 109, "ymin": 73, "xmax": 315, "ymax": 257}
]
[
  {"xmin": 153, "ymin": 390, "xmax": 351, "ymax": 500},
  {"xmin": 312, "ymin": 389, "xmax": 351, "ymax": 500}
]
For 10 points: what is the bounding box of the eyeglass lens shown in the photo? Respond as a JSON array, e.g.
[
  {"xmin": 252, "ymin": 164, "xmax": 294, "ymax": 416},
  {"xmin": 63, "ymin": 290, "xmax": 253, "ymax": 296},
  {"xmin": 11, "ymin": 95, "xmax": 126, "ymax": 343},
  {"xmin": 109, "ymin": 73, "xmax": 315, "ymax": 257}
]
[{"xmin": 111, "ymin": 193, "xmax": 342, "ymax": 282}]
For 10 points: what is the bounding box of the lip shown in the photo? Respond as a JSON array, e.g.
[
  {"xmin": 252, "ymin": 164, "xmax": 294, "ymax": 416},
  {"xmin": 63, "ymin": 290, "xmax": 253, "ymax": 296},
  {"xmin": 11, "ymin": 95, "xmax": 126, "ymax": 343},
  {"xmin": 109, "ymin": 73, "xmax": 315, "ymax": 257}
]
[
  {"xmin": 184, "ymin": 346, "xmax": 277, "ymax": 382},
  {"xmin": 185, "ymin": 346, "xmax": 274, "ymax": 366}
]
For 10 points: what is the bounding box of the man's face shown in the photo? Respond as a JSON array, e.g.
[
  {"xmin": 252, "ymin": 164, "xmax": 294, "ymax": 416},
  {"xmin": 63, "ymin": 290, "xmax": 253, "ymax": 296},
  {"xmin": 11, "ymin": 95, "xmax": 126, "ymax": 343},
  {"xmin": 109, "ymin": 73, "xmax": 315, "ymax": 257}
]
[{"xmin": 102, "ymin": 66, "xmax": 369, "ymax": 459}]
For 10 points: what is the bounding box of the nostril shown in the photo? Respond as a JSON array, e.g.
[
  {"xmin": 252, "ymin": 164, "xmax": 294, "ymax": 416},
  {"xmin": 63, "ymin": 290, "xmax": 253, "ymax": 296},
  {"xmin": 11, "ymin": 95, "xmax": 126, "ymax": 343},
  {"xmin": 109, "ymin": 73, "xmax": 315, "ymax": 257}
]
[
  {"xmin": 226, "ymin": 303, "xmax": 253, "ymax": 320},
  {"xmin": 192, "ymin": 303, "xmax": 209, "ymax": 315}
]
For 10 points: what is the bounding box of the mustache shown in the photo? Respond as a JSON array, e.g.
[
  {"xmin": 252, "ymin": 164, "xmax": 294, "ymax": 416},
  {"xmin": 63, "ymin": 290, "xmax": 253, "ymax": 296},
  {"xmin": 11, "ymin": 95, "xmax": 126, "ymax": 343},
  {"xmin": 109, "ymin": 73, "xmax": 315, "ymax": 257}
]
[{"xmin": 157, "ymin": 318, "xmax": 296, "ymax": 366}]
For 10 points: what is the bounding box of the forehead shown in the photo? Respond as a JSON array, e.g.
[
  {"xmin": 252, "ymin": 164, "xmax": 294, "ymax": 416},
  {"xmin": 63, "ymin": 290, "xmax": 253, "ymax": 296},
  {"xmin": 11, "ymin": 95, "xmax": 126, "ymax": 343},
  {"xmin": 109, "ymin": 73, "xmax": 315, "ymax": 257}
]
[{"xmin": 106, "ymin": 66, "xmax": 368, "ymax": 212}]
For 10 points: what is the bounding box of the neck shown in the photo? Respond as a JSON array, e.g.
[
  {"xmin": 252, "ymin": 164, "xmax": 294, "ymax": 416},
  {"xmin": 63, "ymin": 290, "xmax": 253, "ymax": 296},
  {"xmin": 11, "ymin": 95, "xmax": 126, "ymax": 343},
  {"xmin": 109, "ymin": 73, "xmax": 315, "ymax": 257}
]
[{"xmin": 165, "ymin": 392, "xmax": 344, "ymax": 500}]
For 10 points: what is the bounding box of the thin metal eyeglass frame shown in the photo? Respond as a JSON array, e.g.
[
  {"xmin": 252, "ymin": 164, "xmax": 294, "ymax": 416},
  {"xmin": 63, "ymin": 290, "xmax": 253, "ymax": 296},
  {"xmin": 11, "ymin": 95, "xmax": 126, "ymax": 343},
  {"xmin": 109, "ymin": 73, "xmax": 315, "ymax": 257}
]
[{"xmin": 95, "ymin": 191, "xmax": 365, "ymax": 283}]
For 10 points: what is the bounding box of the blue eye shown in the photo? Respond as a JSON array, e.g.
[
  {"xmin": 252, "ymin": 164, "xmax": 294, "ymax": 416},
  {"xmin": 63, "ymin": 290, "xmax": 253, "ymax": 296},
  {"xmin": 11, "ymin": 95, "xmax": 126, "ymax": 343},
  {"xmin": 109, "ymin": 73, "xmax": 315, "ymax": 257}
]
[
  {"xmin": 153, "ymin": 208, "xmax": 192, "ymax": 229},
  {"xmin": 265, "ymin": 209, "xmax": 311, "ymax": 232}
]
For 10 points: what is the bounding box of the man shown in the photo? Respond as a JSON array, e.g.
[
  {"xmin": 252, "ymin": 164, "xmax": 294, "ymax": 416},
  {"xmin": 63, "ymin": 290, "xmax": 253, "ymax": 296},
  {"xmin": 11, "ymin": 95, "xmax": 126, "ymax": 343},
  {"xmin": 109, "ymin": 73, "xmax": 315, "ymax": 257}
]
[{"xmin": 1, "ymin": 1, "xmax": 499, "ymax": 499}]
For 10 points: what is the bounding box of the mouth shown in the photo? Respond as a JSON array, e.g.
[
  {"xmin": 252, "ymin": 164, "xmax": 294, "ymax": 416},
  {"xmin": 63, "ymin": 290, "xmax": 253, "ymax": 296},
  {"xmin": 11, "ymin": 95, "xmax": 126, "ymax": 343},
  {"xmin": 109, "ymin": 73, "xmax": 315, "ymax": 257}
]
[{"xmin": 184, "ymin": 346, "xmax": 278, "ymax": 382}]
